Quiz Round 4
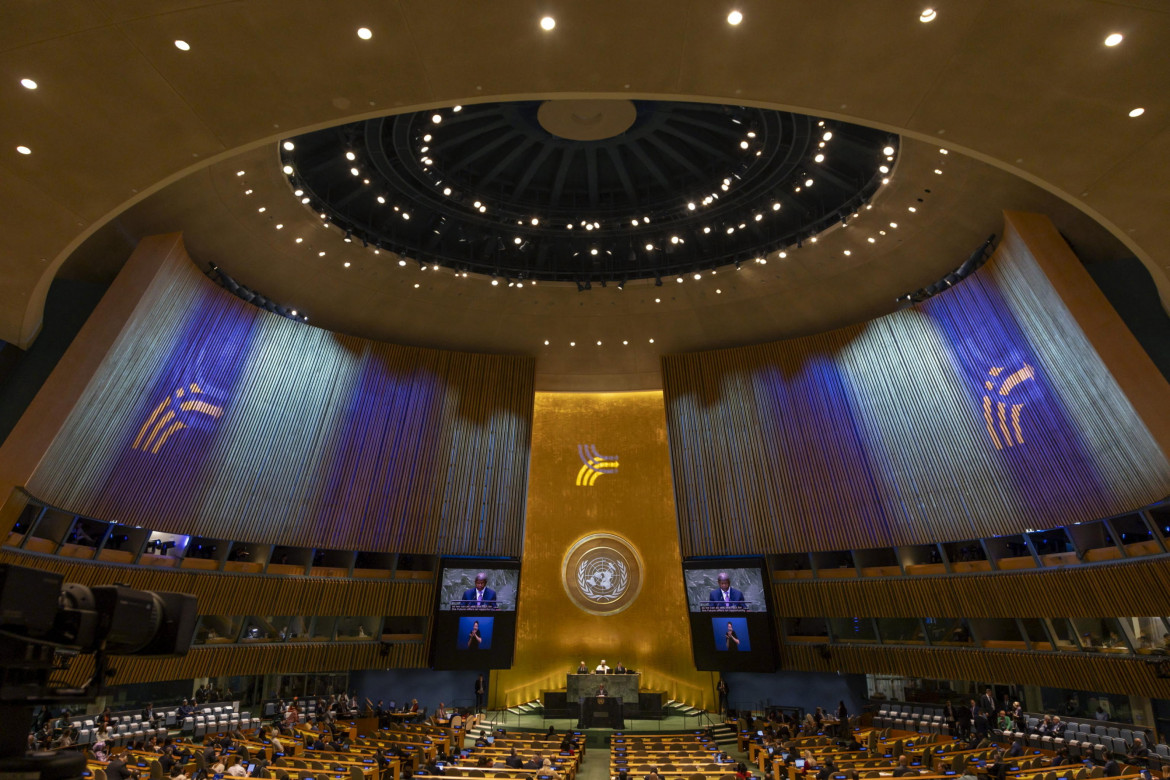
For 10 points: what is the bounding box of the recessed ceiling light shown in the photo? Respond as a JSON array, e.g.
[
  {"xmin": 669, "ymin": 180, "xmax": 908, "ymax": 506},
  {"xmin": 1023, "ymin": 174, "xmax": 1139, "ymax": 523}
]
[
  {"xmin": 934, "ymin": 169, "xmax": 943, "ymax": 174},
  {"xmin": 282, "ymin": 141, "xmax": 294, "ymax": 151},
  {"xmin": 879, "ymin": 165, "xmax": 889, "ymax": 173},
  {"xmin": 431, "ymin": 114, "xmax": 442, "ymax": 124},
  {"xmin": 1129, "ymin": 107, "xmax": 1145, "ymax": 117},
  {"xmin": 357, "ymin": 27, "xmax": 373, "ymax": 39},
  {"xmin": 883, "ymin": 145, "xmax": 895, "ymax": 156},
  {"xmin": 623, "ymin": 340, "xmax": 629, "ymax": 345},
  {"xmin": 804, "ymin": 178, "xmax": 814, "ymax": 187},
  {"xmin": 649, "ymin": 338, "xmax": 655, "ymax": 344},
  {"xmin": 282, "ymin": 165, "xmax": 293, "ymax": 174},
  {"xmin": 257, "ymin": 207, "xmax": 266, "ymax": 213},
  {"xmin": 814, "ymin": 153, "xmax": 825, "ymax": 163},
  {"xmin": 739, "ymin": 141, "xmax": 749, "ymax": 149},
  {"xmin": 318, "ymin": 251, "xmax": 326, "ymax": 256},
  {"xmin": 727, "ymin": 10, "xmax": 743, "ymax": 25},
  {"xmin": 20, "ymin": 78, "xmax": 37, "ymax": 90},
  {"xmin": 174, "ymin": 40, "xmax": 191, "ymax": 51},
  {"xmin": 822, "ymin": 131, "xmax": 833, "ymax": 141},
  {"xmin": 540, "ymin": 16, "xmax": 556, "ymax": 30},
  {"xmin": 693, "ymin": 273, "xmax": 701, "ymax": 280},
  {"xmin": 939, "ymin": 148, "xmax": 948, "ymax": 154},
  {"xmin": 1104, "ymin": 33, "xmax": 1123, "ymax": 47},
  {"xmin": 843, "ymin": 250, "xmax": 851, "ymax": 256},
  {"xmin": 343, "ymin": 262, "xmax": 351, "ymax": 268},
  {"xmin": 414, "ymin": 283, "xmax": 420, "ymax": 289},
  {"xmin": 544, "ymin": 340, "xmax": 550, "ymax": 346},
  {"xmin": 596, "ymin": 341, "xmax": 602, "ymax": 346},
  {"xmin": 295, "ymin": 238, "xmax": 303, "ymax": 243},
  {"xmin": 453, "ymin": 105, "xmax": 462, "ymax": 112},
  {"xmin": 16, "ymin": 145, "xmax": 31, "ymax": 155},
  {"xmin": 867, "ymin": 237, "xmax": 876, "ymax": 243},
  {"xmin": 919, "ymin": 8, "xmax": 936, "ymax": 23},
  {"xmin": 569, "ymin": 341, "xmax": 575, "ymax": 346},
  {"xmin": 236, "ymin": 170, "xmax": 245, "ymax": 176},
  {"xmin": 655, "ymin": 298, "xmax": 661, "ymax": 303}
]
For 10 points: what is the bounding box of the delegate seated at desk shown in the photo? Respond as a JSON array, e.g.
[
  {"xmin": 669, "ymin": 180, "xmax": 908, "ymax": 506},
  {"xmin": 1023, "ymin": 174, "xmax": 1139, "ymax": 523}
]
[
  {"xmin": 595, "ymin": 659, "xmax": 611, "ymax": 673},
  {"xmin": 576, "ymin": 661, "xmax": 589, "ymax": 673}
]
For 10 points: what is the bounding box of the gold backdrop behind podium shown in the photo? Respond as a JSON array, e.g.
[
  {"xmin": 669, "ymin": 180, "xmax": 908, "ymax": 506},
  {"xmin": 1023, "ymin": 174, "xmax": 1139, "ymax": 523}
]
[{"xmin": 493, "ymin": 391, "xmax": 712, "ymax": 710}]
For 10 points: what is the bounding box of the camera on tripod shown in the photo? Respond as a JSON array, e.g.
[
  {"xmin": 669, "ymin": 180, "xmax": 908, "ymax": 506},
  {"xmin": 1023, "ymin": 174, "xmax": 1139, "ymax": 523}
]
[{"xmin": 0, "ymin": 562, "xmax": 199, "ymax": 779}]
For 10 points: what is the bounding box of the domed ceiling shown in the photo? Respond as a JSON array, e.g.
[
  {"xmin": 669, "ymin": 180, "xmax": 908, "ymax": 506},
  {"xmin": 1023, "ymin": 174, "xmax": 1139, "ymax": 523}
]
[{"xmin": 284, "ymin": 100, "xmax": 893, "ymax": 285}]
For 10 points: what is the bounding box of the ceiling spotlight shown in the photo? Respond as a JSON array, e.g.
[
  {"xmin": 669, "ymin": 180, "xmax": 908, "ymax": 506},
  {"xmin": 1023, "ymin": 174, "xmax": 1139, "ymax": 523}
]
[
  {"xmin": 540, "ymin": 16, "xmax": 556, "ymax": 30},
  {"xmin": 174, "ymin": 40, "xmax": 191, "ymax": 51},
  {"xmin": 20, "ymin": 78, "xmax": 37, "ymax": 90},
  {"xmin": 804, "ymin": 178, "xmax": 814, "ymax": 187},
  {"xmin": 283, "ymin": 141, "xmax": 295, "ymax": 151},
  {"xmin": 772, "ymin": 203, "xmax": 781, "ymax": 211},
  {"xmin": 879, "ymin": 165, "xmax": 889, "ymax": 173},
  {"xmin": 822, "ymin": 131, "xmax": 833, "ymax": 141},
  {"xmin": 676, "ymin": 277, "xmax": 684, "ymax": 283},
  {"xmin": 1104, "ymin": 33, "xmax": 1123, "ymax": 46},
  {"xmin": 1129, "ymin": 107, "xmax": 1145, "ymax": 117},
  {"xmin": 357, "ymin": 27, "xmax": 373, "ymax": 39},
  {"xmin": 727, "ymin": 10, "xmax": 743, "ymax": 25},
  {"xmin": 443, "ymin": 188, "xmax": 452, "ymax": 196},
  {"xmin": 531, "ymin": 218, "xmax": 540, "ymax": 225},
  {"xmin": 882, "ymin": 145, "xmax": 896, "ymax": 156},
  {"xmin": 282, "ymin": 165, "xmax": 294, "ymax": 174},
  {"xmin": 591, "ymin": 248, "xmax": 599, "ymax": 255},
  {"xmin": 687, "ymin": 202, "xmax": 696, "ymax": 210},
  {"xmin": 432, "ymin": 114, "xmax": 442, "ymax": 124},
  {"xmin": 814, "ymin": 153, "xmax": 825, "ymax": 163},
  {"xmin": 645, "ymin": 243, "xmax": 654, "ymax": 251},
  {"xmin": 739, "ymin": 140, "xmax": 749, "ymax": 149},
  {"xmin": 514, "ymin": 237, "xmax": 522, "ymax": 244},
  {"xmin": 16, "ymin": 145, "xmax": 31, "ymax": 155},
  {"xmin": 919, "ymin": 8, "xmax": 937, "ymax": 23},
  {"xmin": 693, "ymin": 273, "xmax": 701, "ymax": 281},
  {"xmin": 398, "ymin": 259, "xmax": 407, "ymax": 266},
  {"xmin": 491, "ymin": 279, "xmax": 499, "ymax": 286}
]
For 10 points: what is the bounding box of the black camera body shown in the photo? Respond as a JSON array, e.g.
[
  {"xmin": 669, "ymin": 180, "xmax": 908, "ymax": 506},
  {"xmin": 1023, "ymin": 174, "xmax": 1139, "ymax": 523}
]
[{"xmin": 0, "ymin": 563, "xmax": 198, "ymax": 775}]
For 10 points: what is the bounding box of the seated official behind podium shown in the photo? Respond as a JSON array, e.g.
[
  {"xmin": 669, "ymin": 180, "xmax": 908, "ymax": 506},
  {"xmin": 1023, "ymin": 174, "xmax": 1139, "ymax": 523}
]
[
  {"xmin": 614, "ymin": 661, "xmax": 627, "ymax": 673},
  {"xmin": 595, "ymin": 659, "xmax": 611, "ymax": 673},
  {"xmin": 708, "ymin": 572, "xmax": 746, "ymax": 608},
  {"xmin": 461, "ymin": 572, "xmax": 498, "ymax": 608},
  {"xmin": 576, "ymin": 661, "xmax": 589, "ymax": 673}
]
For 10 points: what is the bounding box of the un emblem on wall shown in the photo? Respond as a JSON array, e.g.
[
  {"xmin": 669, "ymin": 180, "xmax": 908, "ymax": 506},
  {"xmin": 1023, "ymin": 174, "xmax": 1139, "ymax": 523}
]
[{"xmin": 562, "ymin": 533, "xmax": 644, "ymax": 616}]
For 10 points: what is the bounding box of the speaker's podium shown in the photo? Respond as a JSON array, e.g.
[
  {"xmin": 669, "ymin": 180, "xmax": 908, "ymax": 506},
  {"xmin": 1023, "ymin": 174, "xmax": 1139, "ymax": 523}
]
[
  {"xmin": 542, "ymin": 672, "xmax": 664, "ymax": 725},
  {"xmin": 578, "ymin": 695, "xmax": 624, "ymax": 728}
]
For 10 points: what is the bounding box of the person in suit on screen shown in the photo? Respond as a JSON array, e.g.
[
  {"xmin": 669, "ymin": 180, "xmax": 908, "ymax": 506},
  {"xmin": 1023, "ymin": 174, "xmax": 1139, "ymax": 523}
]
[
  {"xmin": 708, "ymin": 573, "xmax": 746, "ymax": 607},
  {"xmin": 461, "ymin": 573, "xmax": 498, "ymax": 608},
  {"xmin": 725, "ymin": 621, "xmax": 740, "ymax": 651},
  {"xmin": 467, "ymin": 620, "xmax": 483, "ymax": 649}
]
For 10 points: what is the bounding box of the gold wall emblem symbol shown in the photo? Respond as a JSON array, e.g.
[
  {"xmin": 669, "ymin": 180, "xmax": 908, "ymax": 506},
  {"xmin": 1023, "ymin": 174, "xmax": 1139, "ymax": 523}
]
[
  {"xmin": 983, "ymin": 364, "xmax": 1035, "ymax": 450},
  {"xmin": 561, "ymin": 532, "xmax": 644, "ymax": 616},
  {"xmin": 576, "ymin": 443, "xmax": 619, "ymax": 486}
]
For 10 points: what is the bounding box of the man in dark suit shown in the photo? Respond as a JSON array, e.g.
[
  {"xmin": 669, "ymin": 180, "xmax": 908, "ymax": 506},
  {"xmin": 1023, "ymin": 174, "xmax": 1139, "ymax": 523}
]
[
  {"xmin": 461, "ymin": 573, "xmax": 497, "ymax": 608},
  {"xmin": 474, "ymin": 674, "xmax": 486, "ymax": 713},
  {"xmin": 708, "ymin": 573, "xmax": 746, "ymax": 608},
  {"xmin": 979, "ymin": 688, "xmax": 996, "ymax": 717}
]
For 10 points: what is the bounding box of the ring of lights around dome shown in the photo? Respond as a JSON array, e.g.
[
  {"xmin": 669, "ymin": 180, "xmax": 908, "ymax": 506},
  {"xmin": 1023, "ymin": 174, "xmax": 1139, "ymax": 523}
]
[
  {"xmin": 282, "ymin": 100, "xmax": 896, "ymax": 285},
  {"xmin": 537, "ymin": 99, "xmax": 638, "ymax": 141}
]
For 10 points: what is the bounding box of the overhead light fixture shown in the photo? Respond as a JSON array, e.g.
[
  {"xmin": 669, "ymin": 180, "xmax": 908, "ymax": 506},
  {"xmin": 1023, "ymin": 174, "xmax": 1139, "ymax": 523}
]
[
  {"xmin": 727, "ymin": 10, "xmax": 743, "ymax": 25},
  {"xmin": 282, "ymin": 165, "xmax": 294, "ymax": 174},
  {"xmin": 1104, "ymin": 33, "xmax": 1123, "ymax": 47},
  {"xmin": 919, "ymin": 8, "xmax": 936, "ymax": 22},
  {"xmin": 174, "ymin": 40, "xmax": 191, "ymax": 51},
  {"xmin": 432, "ymin": 114, "xmax": 442, "ymax": 124},
  {"xmin": 357, "ymin": 27, "xmax": 373, "ymax": 39},
  {"xmin": 16, "ymin": 145, "xmax": 31, "ymax": 155},
  {"xmin": 283, "ymin": 141, "xmax": 295, "ymax": 151},
  {"xmin": 882, "ymin": 145, "xmax": 895, "ymax": 156},
  {"xmin": 20, "ymin": 78, "xmax": 37, "ymax": 90},
  {"xmin": 540, "ymin": 16, "xmax": 556, "ymax": 30},
  {"xmin": 1129, "ymin": 107, "xmax": 1145, "ymax": 117}
]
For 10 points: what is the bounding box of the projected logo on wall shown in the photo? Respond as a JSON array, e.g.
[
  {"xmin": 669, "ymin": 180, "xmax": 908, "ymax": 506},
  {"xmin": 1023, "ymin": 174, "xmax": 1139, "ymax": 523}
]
[
  {"xmin": 983, "ymin": 364, "xmax": 1036, "ymax": 450},
  {"xmin": 576, "ymin": 444, "xmax": 619, "ymax": 486},
  {"xmin": 132, "ymin": 383, "xmax": 224, "ymax": 455},
  {"xmin": 562, "ymin": 533, "xmax": 644, "ymax": 616}
]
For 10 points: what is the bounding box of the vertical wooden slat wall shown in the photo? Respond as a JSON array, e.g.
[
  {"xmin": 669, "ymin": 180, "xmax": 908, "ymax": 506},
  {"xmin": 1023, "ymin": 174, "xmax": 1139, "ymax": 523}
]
[
  {"xmin": 782, "ymin": 643, "xmax": 1170, "ymax": 700},
  {"xmin": 24, "ymin": 244, "xmax": 534, "ymax": 556},
  {"xmin": 767, "ymin": 556, "xmax": 1170, "ymax": 618},
  {"xmin": 663, "ymin": 216, "xmax": 1170, "ymax": 556}
]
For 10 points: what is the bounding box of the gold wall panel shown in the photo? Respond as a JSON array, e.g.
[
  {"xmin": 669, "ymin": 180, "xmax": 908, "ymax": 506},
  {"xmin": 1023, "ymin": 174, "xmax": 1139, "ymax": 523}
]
[{"xmin": 494, "ymin": 392, "xmax": 712, "ymax": 709}]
